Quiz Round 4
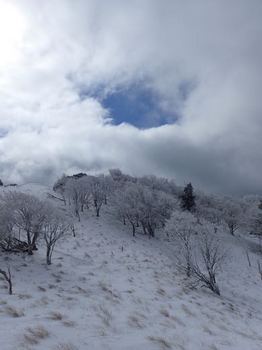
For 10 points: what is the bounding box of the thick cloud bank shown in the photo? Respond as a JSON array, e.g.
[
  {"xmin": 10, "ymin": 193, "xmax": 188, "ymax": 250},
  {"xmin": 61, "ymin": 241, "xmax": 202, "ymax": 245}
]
[{"xmin": 0, "ymin": 0, "xmax": 262, "ymax": 194}]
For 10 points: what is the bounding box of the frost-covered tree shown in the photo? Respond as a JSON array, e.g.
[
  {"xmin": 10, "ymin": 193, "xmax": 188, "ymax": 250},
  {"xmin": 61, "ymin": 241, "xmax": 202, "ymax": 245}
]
[
  {"xmin": 0, "ymin": 203, "xmax": 15, "ymax": 251},
  {"xmin": 63, "ymin": 174, "xmax": 114, "ymax": 218},
  {"xmin": 42, "ymin": 207, "xmax": 70, "ymax": 265},
  {"xmin": 166, "ymin": 210, "xmax": 198, "ymax": 277},
  {"xmin": 99, "ymin": 174, "xmax": 115, "ymax": 204},
  {"xmin": 89, "ymin": 176, "xmax": 106, "ymax": 217},
  {"xmin": 113, "ymin": 182, "xmax": 174, "ymax": 237},
  {"xmin": 64, "ymin": 178, "xmax": 83, "ymax": 221},
  {"xmin": 221, "ymin": 198, "xmax": 243, "ymax": 236},
  {"xmin": 138, "ymin": 175, "xmax": 179, "ymax": 196},
  {"xmin": 53, "ymin": 174, "xmax": 68, "ymax": 204},
  {"xmin": 77, "ymin": 176, "xmax": 92, "ymax": 212},
  {"xmin": 139, "ymin": 186, "xmax": 174, "ymax": 237},
  {"xmin": 113, "ymin": 183, "xmax": 141, "ymax": 236},
  {"xmin": 195, "ymin": 193, "xmax": 223, "ymax": 225},
  {"xmin": 1, "ymin": 192, "xmax": 48, "ymax": 254},
  {"xmin": 109, "ymin": 168, "xmax": 137, "ymax": 187}
]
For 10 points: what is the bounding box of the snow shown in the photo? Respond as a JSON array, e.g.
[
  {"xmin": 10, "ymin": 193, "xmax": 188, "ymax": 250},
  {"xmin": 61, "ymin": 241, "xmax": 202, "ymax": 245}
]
[{"xmin": 0, "ymin": 184, "xmax": 262, "ymax": 350}]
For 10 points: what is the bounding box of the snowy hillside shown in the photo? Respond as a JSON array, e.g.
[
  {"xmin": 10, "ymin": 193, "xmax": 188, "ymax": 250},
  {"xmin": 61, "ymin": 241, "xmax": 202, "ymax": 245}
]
[{"xmin": 0, "ymin": 182, "xmax": 262, "ymax": 350}]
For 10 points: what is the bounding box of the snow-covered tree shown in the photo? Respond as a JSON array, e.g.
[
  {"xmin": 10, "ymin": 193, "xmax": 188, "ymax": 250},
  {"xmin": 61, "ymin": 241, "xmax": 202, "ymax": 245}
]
[
  {"xmin": 221, "ymin": 197, "xmax": 243, "ymax": 236},
  {"xmin": 113, "ymin": 183, "xmax": 141, "ymax": 236},
  {"xmin": 98, "ymin": 174, "xmax": 115, "ymax": 204},
  {"xmin": 42, "ymin": 206, "xmax": 71, "ymax": 265},
  {"xmin": 114, "ymin": 182, "xmax": 174, "ymax": 237},
  {"xmin": 64, "ymin": 178, "xmax": 83, "ymax": 221},
  {"xmin": 138, "ymin": 175, "xmax": 179, "ymax": 196},
  {"xmin": 89, "ymin": 176, "xmax": 106, "ymax": 217},
  {"xmin": 1, "ymin": 192, "xmax": 48, "ymax": 254},
  {"xmin": 195, "ymin": 193, "xmax": 223, "ymax": 225},
  {"xmin": 53, "ymin": 174, "xmax": 68, "ymax": 204},
  {"xmin": 166, "ymin": 210, "xmax": 198, "ymax": 276},
  {"xmin": 0, "ymin": 202, "xmax": 15, "ymax": 250}
]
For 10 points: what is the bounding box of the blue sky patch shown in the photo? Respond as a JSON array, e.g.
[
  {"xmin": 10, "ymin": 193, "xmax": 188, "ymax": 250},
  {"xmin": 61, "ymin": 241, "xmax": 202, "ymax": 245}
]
[
  {"xmin": 76, "ymin": 79, "xmax": 196, "ymax": 128},
  {"xmin": 102, "ymin": 84, "xmax": 177, "ymax": 128}
]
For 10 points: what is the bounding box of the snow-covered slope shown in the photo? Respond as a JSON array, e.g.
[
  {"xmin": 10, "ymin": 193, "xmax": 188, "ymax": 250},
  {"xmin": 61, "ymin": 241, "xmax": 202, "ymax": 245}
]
[{"xmin": 0, "ymin": 184, "xmax": 262, "ymax": 350}]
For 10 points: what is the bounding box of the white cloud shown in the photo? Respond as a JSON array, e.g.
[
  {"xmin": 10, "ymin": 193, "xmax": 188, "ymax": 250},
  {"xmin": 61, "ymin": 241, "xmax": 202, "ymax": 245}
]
[{"xmin": 0, "ymin": 0, "xmax": 262, "ymax": 194}]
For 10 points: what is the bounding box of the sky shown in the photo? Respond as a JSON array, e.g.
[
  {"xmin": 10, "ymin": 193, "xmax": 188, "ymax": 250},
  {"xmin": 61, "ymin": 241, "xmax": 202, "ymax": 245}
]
[{"xmin": 0, "ymin": 0, "xmax": 262, "ymax": 195}]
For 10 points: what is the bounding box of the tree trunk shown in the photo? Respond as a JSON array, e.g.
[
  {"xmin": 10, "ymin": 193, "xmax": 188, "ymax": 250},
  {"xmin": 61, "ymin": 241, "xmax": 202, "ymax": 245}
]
[
  {"xmin": 132, "ymin": 224, "xmax": 136, "ymax": 237},
  {"xmin": 75, "ymin": 209, "xmax": 80, "ymax": 222},
  {"xmin": 26, "ymin": 230, "xmax": 31, "ymax": 246},
  {"xmin": 0, "ymin": 268, "xmax": 13, "ymax": 295},
  {"xmin": 31, "ymin": 232, "xmax": 39, "ymax": 250},
  {"xmin": 46, "ymin": 245, "xmax": 52, "ymax": 265},
  {"xmin": 141, "ymin": 222, "xmax": 147, "ymax": 235},
  {"xmin": 96, "ymin": 207, "xmax": 100, "ymax": 217},
  {"xmin": 148, "ymin": 224, "xmax": 155, "ymax": 238}
]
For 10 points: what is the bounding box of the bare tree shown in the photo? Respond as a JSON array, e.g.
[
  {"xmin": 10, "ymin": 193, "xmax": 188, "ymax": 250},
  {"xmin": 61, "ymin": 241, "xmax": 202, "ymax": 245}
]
[{"xmin": 191, "ymin": 232, "xmax": 226, "ymax": 296}]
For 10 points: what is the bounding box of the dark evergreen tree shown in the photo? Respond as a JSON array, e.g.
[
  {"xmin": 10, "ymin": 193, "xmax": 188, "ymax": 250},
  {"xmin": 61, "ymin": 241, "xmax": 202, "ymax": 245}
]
[
  {"xmin": 0, "ymin": 179, "xmax": 3, "ymax": 186},
  {"xmin": 180, "ymin": 183, "xmax": 196, "ymax": 212}
]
